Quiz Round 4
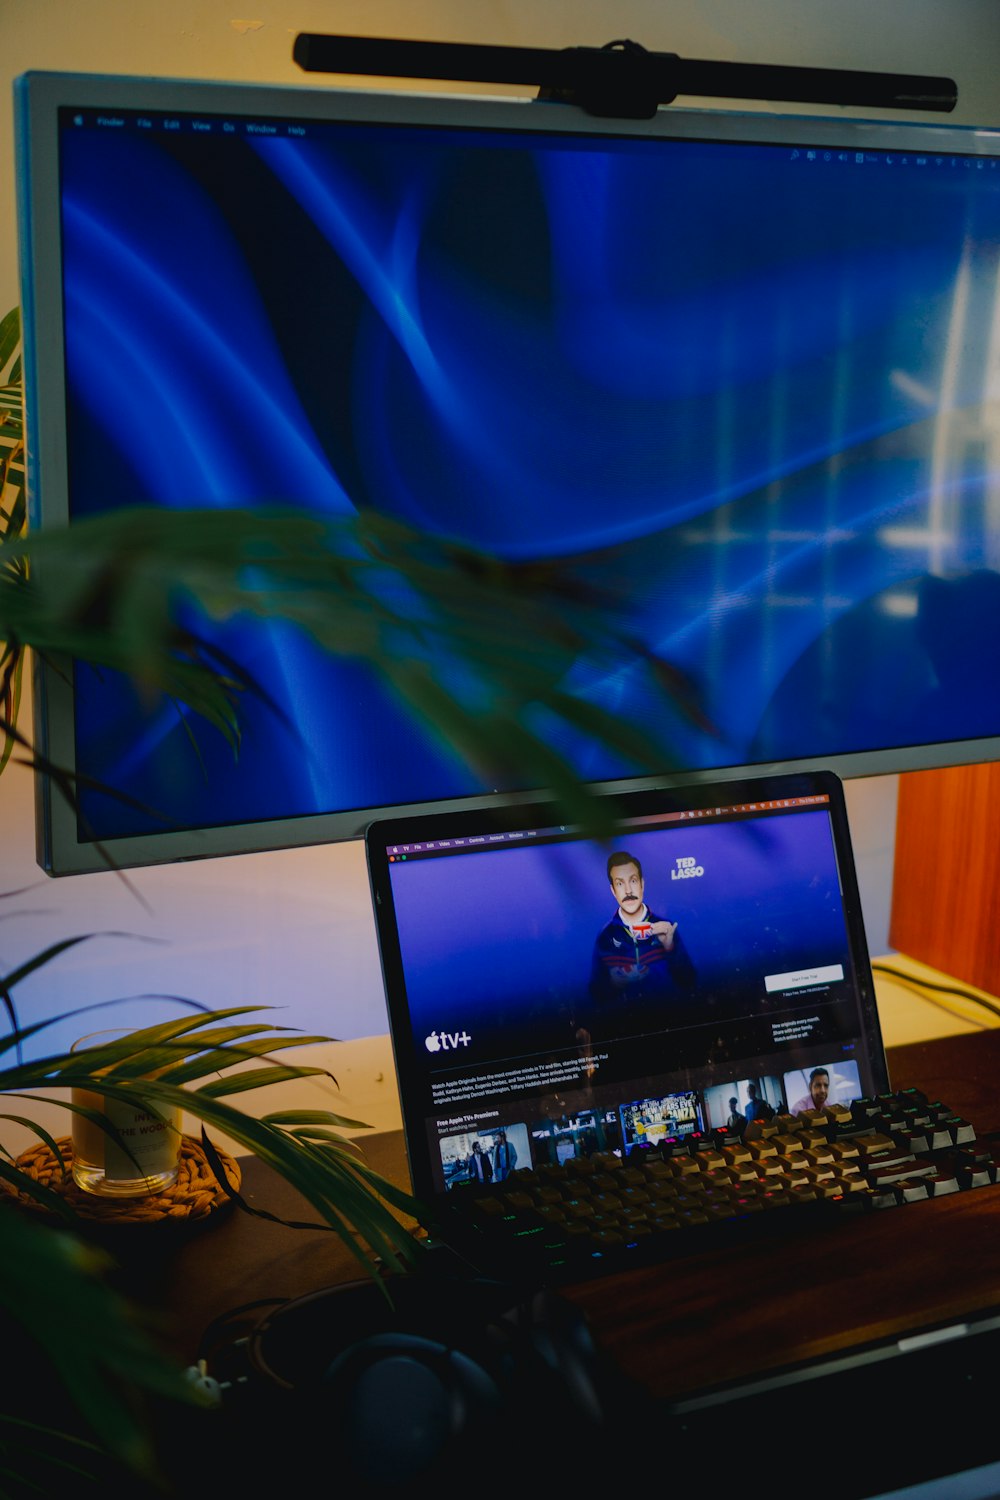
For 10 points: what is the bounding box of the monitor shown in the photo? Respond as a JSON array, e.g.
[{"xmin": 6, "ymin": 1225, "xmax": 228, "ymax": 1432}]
[{"xmin": 14, "ymin": 68, "xmax": 1000, "ymax": 874}]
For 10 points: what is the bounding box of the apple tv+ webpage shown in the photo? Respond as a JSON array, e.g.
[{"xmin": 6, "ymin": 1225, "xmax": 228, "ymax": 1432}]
[{"xmin": 385, "ymin": 793, "xmax": 875, "ymax": 1195}]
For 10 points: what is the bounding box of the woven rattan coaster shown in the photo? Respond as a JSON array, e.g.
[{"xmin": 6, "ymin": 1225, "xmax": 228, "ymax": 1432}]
[{"xmin": 6, "ymin": 1134, "xmax": 241, "ymax": 1226}]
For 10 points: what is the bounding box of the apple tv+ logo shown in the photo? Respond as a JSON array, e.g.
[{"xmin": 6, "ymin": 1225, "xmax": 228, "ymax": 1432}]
[{"xmin": 425, "ymin": 1030, "xmax": 471, "ymax": 1053}]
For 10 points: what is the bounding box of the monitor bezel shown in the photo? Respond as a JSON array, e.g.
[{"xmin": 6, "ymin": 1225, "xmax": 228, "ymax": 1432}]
[{"xmin": 16, "ymin": 69, "xmax": 1000, "ymax": 875}]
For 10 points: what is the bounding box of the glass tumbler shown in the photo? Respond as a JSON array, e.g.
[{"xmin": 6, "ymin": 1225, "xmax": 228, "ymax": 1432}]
[{"xmin": 70, "ymin": 1029, "xmax": 182, "ymax": 1197}]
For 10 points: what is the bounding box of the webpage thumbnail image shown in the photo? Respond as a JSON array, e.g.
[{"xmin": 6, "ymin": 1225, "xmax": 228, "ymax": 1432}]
[{"xmin": 393, "ymin": 806, "xmax": 857, "ymax": 1109}]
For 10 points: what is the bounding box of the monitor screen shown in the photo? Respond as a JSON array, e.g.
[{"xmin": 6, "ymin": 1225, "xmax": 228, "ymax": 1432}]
[{"xmin": 15, "ymin": 70, "xmax": 1000, "ymax": 874}]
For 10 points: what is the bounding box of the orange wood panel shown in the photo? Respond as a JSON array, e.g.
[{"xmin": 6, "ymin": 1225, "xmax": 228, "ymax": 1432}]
[{"xmin": 889, "ymin": 762, "xmax": 1000, "ymax": 995}]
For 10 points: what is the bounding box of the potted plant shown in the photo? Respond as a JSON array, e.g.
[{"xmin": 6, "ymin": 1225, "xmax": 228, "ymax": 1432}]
[
  {"xmin": 0, "ymin": 302, "xmax": 702, "ymax": 1489},
  {"xmin": 0, "ymin": 995, "xmax": 432, "ymax": 1490},
  {"xmin": 0, "ymin": 306, "xmax": 439, "ymax": 1491}
]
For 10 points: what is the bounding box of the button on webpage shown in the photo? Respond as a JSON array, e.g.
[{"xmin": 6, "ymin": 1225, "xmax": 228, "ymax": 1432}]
[{"xmin": 765, "ymin": 963, "xmax": 845, "ymax": 992}]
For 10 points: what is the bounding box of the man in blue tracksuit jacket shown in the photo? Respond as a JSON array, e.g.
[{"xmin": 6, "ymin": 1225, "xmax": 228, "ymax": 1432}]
[{"xmin": 586, "ymin": 850, "xmax": 697, "ymax": 1033}]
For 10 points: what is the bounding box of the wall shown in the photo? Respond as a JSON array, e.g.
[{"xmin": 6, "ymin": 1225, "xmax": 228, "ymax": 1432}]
[{"xmin": 2, "ymin": 0, "xmax": 997, "ymax": 1056}]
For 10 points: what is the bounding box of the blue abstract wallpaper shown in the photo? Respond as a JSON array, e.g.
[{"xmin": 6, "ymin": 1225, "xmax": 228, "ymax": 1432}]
[{"xmin": 55, "ymin": 111, "xmax": 1000, "ymax": 841}]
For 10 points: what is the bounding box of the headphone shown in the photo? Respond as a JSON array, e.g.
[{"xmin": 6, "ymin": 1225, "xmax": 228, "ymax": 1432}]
[{"xmin": 190, "ymin": 1272, "xmax": 636, "ymax": 1492}]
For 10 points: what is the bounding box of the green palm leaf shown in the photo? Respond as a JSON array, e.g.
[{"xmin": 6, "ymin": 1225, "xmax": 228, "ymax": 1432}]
[{"xmin": 1, "ymin": 499, "xmax": 712, "ymax": 829}]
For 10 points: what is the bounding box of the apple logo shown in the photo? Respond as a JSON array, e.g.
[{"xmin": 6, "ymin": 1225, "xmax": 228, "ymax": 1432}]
[{"xmin": 425, "ymin": 1032, "xmax": 442, "ymax": 1053}]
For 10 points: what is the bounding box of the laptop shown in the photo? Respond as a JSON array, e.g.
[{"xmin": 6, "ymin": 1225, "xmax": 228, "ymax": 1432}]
[{"xmin": 365, "ymin": 766, "xmax": 890, "ymax": 1280}]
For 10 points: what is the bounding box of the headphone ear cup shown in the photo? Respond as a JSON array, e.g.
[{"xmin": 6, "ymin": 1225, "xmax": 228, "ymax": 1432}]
[
  {"xmin": 506, "ymin": 1288, "xmax": 607, "ymax": 1425},
  {"xmin": 485, "ymin": 1288, "xmax": 609, "ymax": 1432},
  {"xmin": 321, "ymin": 1332, "xmax": 504, "ymax": 1487}
]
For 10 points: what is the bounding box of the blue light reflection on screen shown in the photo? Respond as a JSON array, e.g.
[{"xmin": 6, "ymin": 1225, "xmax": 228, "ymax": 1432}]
[{"xmin": 57, "ymin": 117, "xmax": 1000, "ymax": 841}]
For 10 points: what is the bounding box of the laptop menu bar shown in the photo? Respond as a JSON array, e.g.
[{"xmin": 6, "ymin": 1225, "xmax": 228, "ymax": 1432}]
[{"xmin": 385, "ymin": 794, "xmax": 830, "ymax": 860}]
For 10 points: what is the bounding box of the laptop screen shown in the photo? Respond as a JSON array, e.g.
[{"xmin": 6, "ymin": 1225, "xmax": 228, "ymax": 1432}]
[{"xmin": 366, "ymin": 769, "xmax": 886, "ymax": 1201}]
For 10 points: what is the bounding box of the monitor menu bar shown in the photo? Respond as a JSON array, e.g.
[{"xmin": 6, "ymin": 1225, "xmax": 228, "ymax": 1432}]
[
  {"xmin": 64, "ymin": 107, "xmax": 316, "ymax": 140},
  {"xmin": 62, "ymin": 110, "xmax": 1000, "ymax": 174}
]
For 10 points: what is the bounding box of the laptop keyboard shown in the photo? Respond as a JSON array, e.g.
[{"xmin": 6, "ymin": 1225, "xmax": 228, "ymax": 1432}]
[{"xmin": 427, "ymin": 1086, "xmax": 1000, "ymax": 1286}]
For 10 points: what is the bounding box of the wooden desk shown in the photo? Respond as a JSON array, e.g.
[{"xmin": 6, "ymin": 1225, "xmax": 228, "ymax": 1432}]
[
  {"xmin": 123, "ymin": 1031, "xmax": 999, "ymax": 1353},
  {"xmin": 105, "ymin": 1030, "xmax": 1000, "ymax": 1499}
]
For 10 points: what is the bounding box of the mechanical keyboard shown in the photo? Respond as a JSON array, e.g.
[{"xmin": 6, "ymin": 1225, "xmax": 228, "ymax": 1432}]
[{"xmin": 426, "ymin": 1085, "xmax": 1000, "ymax": 1286}]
